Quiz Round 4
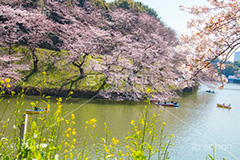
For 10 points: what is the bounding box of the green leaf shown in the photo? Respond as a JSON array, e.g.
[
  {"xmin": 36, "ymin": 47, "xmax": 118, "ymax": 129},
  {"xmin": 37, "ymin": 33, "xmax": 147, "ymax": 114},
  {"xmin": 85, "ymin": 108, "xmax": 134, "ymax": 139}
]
[
  {"xmin": 207, "ymin": 154, "xmax": 214, "ymax": 160},
  {"xmin": 57, "ymin": 144, "xmax": 62, "ymax": 151},
  {"xmin": 3, "ymin": 156, "xmax": 10, "ymax": 160}
]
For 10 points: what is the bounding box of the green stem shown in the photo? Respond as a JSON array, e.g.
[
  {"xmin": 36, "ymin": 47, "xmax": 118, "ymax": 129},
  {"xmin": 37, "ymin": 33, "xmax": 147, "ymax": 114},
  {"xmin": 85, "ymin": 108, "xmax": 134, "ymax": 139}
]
[
  {"xmin": 158, "ymin": 127, "xmax": 164, "ymax": 160},
  {"xmin": 163, "ymin": 139, "xmax": 171, "ymax": 160},
  {"xmin": 148, "ymin": 134, "xmax": 154, "ymax": 159},
  {"xmin": 141, "ymin": 104, "xmax": 149, "ymax": 151}
]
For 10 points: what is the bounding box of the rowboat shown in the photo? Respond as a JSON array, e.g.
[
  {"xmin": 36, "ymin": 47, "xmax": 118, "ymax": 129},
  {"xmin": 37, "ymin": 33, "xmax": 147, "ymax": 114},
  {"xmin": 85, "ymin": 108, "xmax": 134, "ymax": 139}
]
[
  {"xmin": 217, "ymin": 104, "xmax": 231, "ymax": 109},
  {"xmin": 206, "ymin": 90, "xmax": 215, "ymax": 93},
  {"xmin": 26, "ymin": 109, "xmax": 50, "ymax": 114},
  {"xmin": 156, "ymin": 103, "xmax": 179, "ymax": 107},
  {"xmin": 150, "ymin": 99, "xmax": 158, "ymax": 102}
]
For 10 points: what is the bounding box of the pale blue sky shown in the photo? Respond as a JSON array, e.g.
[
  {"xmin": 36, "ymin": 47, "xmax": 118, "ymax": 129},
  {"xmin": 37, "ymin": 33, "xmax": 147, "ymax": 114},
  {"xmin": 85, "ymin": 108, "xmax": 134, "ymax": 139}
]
[{"xmin": 106, "ymin": 0, "xmax": 209, "ymax": 35}]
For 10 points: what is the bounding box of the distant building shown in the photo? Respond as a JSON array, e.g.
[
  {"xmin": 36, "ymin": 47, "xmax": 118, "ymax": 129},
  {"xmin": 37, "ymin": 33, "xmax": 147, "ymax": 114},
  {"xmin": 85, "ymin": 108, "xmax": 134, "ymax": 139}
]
[{"xmin": 234, "ymin": 51, "xmax": 240, "ymax": 62}]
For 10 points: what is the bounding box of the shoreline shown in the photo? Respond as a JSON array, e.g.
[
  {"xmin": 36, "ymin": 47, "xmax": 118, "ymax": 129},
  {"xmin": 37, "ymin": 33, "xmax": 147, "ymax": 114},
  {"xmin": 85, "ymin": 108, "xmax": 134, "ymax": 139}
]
[{"xmin": 4, "ymin": 85, "xmax": 199, "ymax": 101}]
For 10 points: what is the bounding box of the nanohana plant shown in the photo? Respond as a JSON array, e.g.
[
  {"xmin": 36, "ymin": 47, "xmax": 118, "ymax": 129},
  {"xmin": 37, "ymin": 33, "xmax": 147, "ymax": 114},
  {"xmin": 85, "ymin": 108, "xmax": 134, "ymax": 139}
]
[{"xmin": 0, "ymin": 77, "xmax": 175, "ymax": 160}]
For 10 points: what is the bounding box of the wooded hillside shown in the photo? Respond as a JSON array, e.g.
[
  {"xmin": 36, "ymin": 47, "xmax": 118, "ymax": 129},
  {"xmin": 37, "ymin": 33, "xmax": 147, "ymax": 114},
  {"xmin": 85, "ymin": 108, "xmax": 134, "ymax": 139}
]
[{"xmin": 0, "ymin": 0, "xmax": 191, "ymax": 100}]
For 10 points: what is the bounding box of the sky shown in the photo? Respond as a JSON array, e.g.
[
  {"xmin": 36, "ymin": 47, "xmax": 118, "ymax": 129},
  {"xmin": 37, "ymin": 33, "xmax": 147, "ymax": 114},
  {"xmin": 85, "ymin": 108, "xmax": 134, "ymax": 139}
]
[{"xmin": 105, "ymin": 0, "xmax": 210, "ymax": 35}]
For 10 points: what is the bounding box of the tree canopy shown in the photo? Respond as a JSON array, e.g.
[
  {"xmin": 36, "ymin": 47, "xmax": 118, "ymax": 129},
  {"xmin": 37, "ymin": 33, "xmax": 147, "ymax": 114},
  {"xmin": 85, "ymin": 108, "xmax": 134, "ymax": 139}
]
[{"xmin": 108, "ymin": 0, "xmax": 159, "ymax": 18}]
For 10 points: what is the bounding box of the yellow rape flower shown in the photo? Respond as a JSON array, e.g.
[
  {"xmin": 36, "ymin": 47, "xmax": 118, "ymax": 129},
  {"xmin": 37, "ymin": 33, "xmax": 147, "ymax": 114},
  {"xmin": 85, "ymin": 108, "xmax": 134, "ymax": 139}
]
[
  {"xmin": 73, "ymin": 138, "xmax": 76, "ymax": 144},
  {"xmin": 106, "ymin": 149, "xmax": 109, "ymax": 153},
  {"xmin": 90, "ymin": 118, "xmax": 97, "ymax": 124},
  {"xmin": 70, "ymin": 153, "xmax": 73, "ymax": 158},
  {"xmin": 171, "ymin": 135, "xmax": 175, "ymax": 138},
  {"xmin": 5, "ymin": 78, "xmax": 10, "ymax": 83},
  {"xmin": 130, "ymin": 120, "xmax": 135, "ymax": 125},
  {"xmin": 162, "ymin": 121, "xmax": 166, "ymax": 126},
  {"xmin": 146, "ymin": 88, "xmax": 151, "ymax": 93},
  {"xmin": 0, "ymin": 80, "xmax": 4, "ymax": 84},
  {"xmin": 7, "ymin": 84, "xmax": 11, "ymax": 88},
  {"xmin": 42, "ymin": 71, "xmax": 46, "ymax": 75},
  {"xmin": 64, "ymin": 142, "xmax": 69, "ymax": 146},
  {"xmin": 70, "ymin": 91, "xmax": 74, "ymax": 95},
  {"xmin": 11, "ymin": 91, "xmax": 15, "ymax": 95},
  {"xmin": 58, "ymin": 97, "xmax": 62, "ymax": 102},
  {"xmin": 42, "ymin": 138, "xmax": 46, "ymax": 141},
  {"xmin": 72, "ymin": 121, "xmax": 76, "ymax": 125},
  {"xmin": 67, "ymin": 128, "xmax": 71, "ymax": 131},
  {"xmin": 71, "ymin": 114, "xmax": 75, "ymax": 119},
  {"xmin": 66, "ymin": 134, "xmax": 69, "ymax": 137},
  {"xmin": 72, "ymin": 129, "xmax": 76, "ymax": 135}
]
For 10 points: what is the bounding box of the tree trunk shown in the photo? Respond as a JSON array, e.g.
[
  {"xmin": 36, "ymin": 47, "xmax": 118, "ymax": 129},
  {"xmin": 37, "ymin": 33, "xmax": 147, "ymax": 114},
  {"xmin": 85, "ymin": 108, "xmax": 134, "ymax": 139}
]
[
  {"xmin": 72, "ymin": 54, "xmax": 88, "ymax": 79},
  {"xmin": 79, "ymin": 67, "xmax": 85, "ymax": 78},
  {"xmin": 72, "ymin": 60, "xmax": 86, "ymax": 79},
  {"xmin": 31, "ymin": 48, "xmax": 38, "ymax": 72}
]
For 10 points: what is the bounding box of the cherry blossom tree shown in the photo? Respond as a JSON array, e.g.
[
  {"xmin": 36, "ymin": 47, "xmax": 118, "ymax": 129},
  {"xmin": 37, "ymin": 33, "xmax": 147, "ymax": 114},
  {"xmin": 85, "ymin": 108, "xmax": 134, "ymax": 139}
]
[
  {"xmin": 0, "ymin": 3, "xmax": 57, "ymax": 82},
  {"xmin": 92, "ymin": 9, "xmax": 185, "ymax": 100},
  {"xmin": 55, "ymin": 1, "xmax": 188, "ymax": 100},
  {"xmin": 0, "ymin": 0, "xmax": 191, "ymax": 100},
  {"xmin": 0, "ymin": 4, "xmax": 31, "ymax": 81},
  {"xmin": 177, "ymin": 0, "xmax": 240, "ymax": 88}
]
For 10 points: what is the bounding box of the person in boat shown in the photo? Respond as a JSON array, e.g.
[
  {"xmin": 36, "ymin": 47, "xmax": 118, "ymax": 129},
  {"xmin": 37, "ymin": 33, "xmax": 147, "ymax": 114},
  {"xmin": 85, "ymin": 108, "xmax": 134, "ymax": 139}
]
[
  {"xmin": 158, "ymin": 101, "xmax": 160, "ymax": 104},
  {"xmin": 34, "ymin": 106, "xmax": 42, "ymax": 111},
  {"xmin": 171, "ymin": 101, "xmax": 173, "ymax": 103},
  {"xmin": 164, "ymin": 101, "xmax": 167, "ymax": 104}
]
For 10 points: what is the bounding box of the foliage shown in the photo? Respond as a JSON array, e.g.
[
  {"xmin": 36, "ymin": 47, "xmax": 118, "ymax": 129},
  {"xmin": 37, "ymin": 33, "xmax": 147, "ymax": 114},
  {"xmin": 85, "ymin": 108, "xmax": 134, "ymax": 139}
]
[
  {"xmin": 177, "ymin": 0, "xmax": 240, "ymax": 89},
  {"xmin": 222, "ymin": 64, "xmax": 238, "ymax": 77},
  {"xmin": 109, "ymin": 0, "xmax": 158, "ymax": 18},
  {"xmin": 233, "ymin": 61, "xmax": 240, "ymax": 68},
  {"xmin": 90, "ymin": 0, "xmax": 110, "ymax": 10}
]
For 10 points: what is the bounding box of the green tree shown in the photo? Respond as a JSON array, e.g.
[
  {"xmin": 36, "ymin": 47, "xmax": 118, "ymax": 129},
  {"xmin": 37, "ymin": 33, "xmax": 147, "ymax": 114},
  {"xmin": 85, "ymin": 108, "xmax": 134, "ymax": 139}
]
[
  {"xmin": 222, "ymin": 64, "xmax": 235, "ymax": 77},
  {"xmin": 110, "ymin": 0, "xmax": 158, "ymax": 18},
  {"xmin": 234, "ymin": 61, "xmax": 240, "ymax": 68}
]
